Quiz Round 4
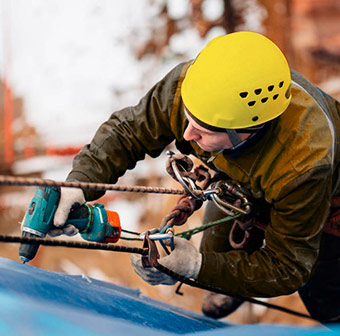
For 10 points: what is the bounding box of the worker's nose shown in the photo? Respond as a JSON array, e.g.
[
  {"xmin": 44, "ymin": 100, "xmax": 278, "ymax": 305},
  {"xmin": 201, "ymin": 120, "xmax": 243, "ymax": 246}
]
[{"xmin": 183, "ymin": 124, "xmax": 200, "ymax": 142}]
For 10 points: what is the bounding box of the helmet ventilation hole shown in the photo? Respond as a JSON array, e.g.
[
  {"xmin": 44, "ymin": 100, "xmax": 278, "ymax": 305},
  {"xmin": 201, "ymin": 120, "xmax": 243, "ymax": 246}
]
[
  {"xmin": 254, "ymin": 89, "xmax": 262, "ymax": 95},
  {"xmin": 273, "ymin": 94, "xmax": 279, "ymax": 100},
  {"xmin": 285, "ymin": 85, "xmax": 291, "ymax": 99},
  {"xmin": 268, "ymin": 85, "xmax": 274, "ymax": 92},
  {"xmin": 248, "ymin": 101, "xmax": 256, "ymax": 107},
  {"xmin": 279, "ymin": 81, "xmax": 284, "ymax": 88},
  {"xmin": 240, "ymin": 92, "xmax": 248, "ymax": 98},
  {"xmin": 252, "ymin": 116, "xmax": 259, "ymax": 122},
  {"xmin": 261, "ymin": 97, "xmax": 268, "ymax": 103}
]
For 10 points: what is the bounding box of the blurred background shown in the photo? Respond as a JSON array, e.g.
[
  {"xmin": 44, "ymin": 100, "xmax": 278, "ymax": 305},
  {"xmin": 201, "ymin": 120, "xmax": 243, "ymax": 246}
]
[{"xmin": 0, "ymin": 0, "xmax": 339, "ymax": 327}]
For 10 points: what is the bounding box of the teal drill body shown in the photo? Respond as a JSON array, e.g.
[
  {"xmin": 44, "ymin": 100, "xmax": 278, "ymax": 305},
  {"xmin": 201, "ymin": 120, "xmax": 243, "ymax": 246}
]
[{"xmin": 19, "ymin": 186, "xmax": 121, "ymax": 263}]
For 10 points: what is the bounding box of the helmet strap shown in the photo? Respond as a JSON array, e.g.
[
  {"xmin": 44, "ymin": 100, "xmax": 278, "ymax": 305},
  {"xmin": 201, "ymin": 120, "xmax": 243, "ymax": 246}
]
[
  {"xmin": 225, "ymin": 129, "xmax": 243, "ymax": 147},
  {"xmin": 184, "ymin": 105, "xmax": 266, "ymax": 150}
]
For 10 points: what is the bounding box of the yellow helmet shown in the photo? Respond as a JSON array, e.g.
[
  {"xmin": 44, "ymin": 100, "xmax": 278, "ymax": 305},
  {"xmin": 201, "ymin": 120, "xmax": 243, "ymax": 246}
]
[{"xmin": 181, "ymin": 32, "xmax": 291, "ymax": 129}]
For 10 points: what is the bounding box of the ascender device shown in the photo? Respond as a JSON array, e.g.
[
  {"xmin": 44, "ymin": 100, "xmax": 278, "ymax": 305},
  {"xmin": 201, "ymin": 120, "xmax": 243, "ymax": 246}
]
[{"xmin": 19, "ymin": 185, "xmax": 121, "ymax": 263}]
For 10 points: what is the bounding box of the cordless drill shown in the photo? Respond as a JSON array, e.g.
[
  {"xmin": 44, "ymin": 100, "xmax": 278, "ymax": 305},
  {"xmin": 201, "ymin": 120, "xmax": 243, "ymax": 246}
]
[{"xmin": 19, "ymin": 185, "xmax": 121, "ymax": 263}]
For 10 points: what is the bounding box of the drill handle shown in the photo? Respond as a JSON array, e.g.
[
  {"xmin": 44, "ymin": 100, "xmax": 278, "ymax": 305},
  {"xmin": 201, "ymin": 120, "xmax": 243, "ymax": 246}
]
[{"xmin": 64, "ymin": 203, "xmax": 93, "ymax": 234}]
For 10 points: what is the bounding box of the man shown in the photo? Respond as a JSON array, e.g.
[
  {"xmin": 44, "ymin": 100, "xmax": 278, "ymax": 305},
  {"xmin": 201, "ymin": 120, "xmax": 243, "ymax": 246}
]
[{"xmin": 52, "ymin": 32, "xmax": 340, "ymax": 323}]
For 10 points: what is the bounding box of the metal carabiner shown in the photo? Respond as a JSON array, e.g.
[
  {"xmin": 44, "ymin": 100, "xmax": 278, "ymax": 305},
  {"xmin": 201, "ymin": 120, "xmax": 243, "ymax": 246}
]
[
  {"xmin": 169, "ymin": 157, "xmax": 202, "ymax": 200},
  {"xmin": 209, "ymin": 180, "xmax": 251, "ymax": 216},
  {"xmin": 166, "ymin": 151, "xmax": 221, "ymax": 201}
]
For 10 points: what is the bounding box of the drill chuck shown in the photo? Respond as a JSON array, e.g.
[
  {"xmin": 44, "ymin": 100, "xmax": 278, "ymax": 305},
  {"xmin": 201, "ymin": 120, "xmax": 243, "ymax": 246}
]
[{"xmin": 19, "ymin": 232, "xmax": 42, "ymax": 263}]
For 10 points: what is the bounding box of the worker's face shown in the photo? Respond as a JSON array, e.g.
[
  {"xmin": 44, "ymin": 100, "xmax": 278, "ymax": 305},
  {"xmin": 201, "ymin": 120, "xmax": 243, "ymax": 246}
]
[{"xmin": 183, "ymin": 108, "xmax": 250, "ymax": 152}]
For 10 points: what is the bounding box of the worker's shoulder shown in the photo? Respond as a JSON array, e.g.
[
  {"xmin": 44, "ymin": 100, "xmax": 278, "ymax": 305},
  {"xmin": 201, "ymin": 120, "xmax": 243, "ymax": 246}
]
[
  {"xmin": 290, "ymin": 69, "xmax": 337, "ymax": 121},
  {"xmin": 269, "ymin": 84, "xmax": 334, "ymax": 178},
  {"xmin": 276, "ymin": 70, "xmax": 335, "ymax": 154},
  {"xmin": 151, "ymin": 61, "xmax": 192, "ymax": 102},
  {"xmin": 162, "ymin": 60, "xmax": 192, "ymax": 83}
]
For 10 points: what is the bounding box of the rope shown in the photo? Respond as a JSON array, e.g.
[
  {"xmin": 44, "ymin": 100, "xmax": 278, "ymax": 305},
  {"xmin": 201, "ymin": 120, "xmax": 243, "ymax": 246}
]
[
  {"xmin": 0, "ymin": 175, "xmax": 185, "ymax": 196},
  {"xmin": 120, "ymin": 229, "xmax": 141, "ymax": 240},
  {"xmin": 0, "ymin": 234, "xmax": 317, "ymax": 322},
  {"xmin": 176, "ymin": 216, "xmax": 238, "ymax": 240},
  {"xmin": 120, "ymin": 216, "xmax": 238, "ymax": 241},
  {"xmin": 0, "ymin": 174, "xmax": 319, "ymax": 322},
  {"xmin": 121, "ymin": 229, "xmax": 140, "ymax": 236},
  {"xmin": 0, "ymin": 235, "xmax": 148, "ymax": 255},
  {"xmin": 0, "ymin": 233, "xmax": 318, "ymax": 322},
  {"xmin": 153, "ymin": 262, "xmax": 318, "ymax": 322}
]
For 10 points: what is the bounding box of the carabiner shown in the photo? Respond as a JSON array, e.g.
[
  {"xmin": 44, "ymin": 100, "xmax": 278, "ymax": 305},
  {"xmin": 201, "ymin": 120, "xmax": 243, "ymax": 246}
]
[{"xmin": 209, "ymin": 180, "xmax": 251, "ymax": 216}]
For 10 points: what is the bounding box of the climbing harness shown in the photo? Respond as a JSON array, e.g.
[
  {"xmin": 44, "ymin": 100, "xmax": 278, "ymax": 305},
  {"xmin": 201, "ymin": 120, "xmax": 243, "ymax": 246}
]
[
  {"xmin": 0, "ymin": 152, "xmax": 320, "ymax": 322},
  {"xmin": 165, "ymin": 151, "xmax": 251, "ymax": 213},
  {"xmin": 164, "ymin": 151, "xmax": 253, "ymax": 249}
]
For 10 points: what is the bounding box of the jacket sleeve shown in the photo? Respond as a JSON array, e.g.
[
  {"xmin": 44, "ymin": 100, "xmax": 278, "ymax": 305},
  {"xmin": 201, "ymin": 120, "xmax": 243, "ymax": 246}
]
[
  {"xmin": 196, "ymin": 165, "xmax": 332, "ymax": 297},
  {"xmin": 67, "ymin": 62, "xmax": 188, "ymax": 200}
]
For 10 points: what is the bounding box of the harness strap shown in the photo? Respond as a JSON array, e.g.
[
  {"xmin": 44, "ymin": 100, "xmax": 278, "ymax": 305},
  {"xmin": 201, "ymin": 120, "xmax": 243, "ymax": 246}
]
[
  {"xmin": 230, "ymin": 195, "xmax": 340, "ymax": 249},
  {"xmin": 229, "ymin": 217, "xmax": 267, "ymax": 249},
  {"xmin": 323, "ymin": 195, "xmax": 340, "ymax": 237}
]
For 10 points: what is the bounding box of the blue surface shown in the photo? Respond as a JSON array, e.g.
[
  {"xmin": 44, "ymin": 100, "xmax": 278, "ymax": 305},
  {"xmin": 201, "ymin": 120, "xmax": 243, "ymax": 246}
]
[
  {"xmin": 0, "ymin": 257, "xmax": 339, "ymax": 335},
  {"xmin": 0, "ymin": 257, "xmax": 226, "ymax": 335}
]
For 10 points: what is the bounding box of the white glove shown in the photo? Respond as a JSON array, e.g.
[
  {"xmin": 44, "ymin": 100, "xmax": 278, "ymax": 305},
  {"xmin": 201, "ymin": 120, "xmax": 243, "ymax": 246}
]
[
  {"xmin": 130, "ymin": 237, "xmax": 202, "ymax": 286},
  {"xmin": 48, "ymin": 187, "xmax": 85, "ymax": 237}
]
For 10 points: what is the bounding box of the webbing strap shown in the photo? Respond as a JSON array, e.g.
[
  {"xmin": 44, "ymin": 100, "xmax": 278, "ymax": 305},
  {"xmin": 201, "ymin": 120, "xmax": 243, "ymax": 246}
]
[
  {"xmin": 232, "ymin": 194, "xmax": 340, "ymax": 244},
  {"xmin": 225, "ymin": 129, "xmax": 243, "ymax": 147}
]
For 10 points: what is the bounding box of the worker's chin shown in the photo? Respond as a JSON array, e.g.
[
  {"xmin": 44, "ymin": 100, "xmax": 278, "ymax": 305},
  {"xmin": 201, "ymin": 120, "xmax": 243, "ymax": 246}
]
[{"xmin": 197, "ymin": 142, "xmax": 222, "ymax": 152}]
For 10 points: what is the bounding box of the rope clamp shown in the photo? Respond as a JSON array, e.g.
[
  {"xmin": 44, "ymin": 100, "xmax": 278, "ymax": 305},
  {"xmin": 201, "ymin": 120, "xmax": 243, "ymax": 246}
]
[{"xmin": 139, "ymin": 228, "xmax": 173, "ymax": 241}]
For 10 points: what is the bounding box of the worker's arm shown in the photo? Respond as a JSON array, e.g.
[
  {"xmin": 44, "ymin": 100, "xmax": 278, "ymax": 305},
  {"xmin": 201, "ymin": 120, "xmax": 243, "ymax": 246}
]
[
  {"xmin": 196, "ymin": 165, "xmax": 332, "ymax": 298},
  {"xmin": 130, "ymin": 166, "xmax": 332, "ymax": 294},
  {"xmin": 67, "ymin": 62, "xmax": 190, "ymax": 201}
]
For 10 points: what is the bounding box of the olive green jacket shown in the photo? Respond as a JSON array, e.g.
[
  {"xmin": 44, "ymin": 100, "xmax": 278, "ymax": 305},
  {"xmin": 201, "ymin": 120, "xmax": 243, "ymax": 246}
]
[{"xmin": 68, "ymin": 62, "xmax": 340, "ymax": 298}]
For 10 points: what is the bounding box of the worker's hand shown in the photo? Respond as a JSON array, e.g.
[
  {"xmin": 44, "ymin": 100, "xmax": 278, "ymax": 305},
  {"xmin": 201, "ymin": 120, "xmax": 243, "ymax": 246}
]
[
  {"xmin": 48, "ymin": 187, "xmax": 85, "ymax": 237},
  {"xmin": 130, "ymin": 237, "xmax": 202, "ymax": 286}
]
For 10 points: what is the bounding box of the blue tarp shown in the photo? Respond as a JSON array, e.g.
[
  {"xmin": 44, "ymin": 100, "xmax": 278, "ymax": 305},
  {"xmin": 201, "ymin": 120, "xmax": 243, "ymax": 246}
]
[{"xmin": 0, "ymin": 257, "xmax": 338, "ymax": 335}]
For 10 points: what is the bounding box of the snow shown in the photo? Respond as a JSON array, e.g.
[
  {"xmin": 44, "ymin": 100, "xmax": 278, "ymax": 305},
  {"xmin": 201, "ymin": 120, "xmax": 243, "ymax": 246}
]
[
  {"xmin": 0, "ymin": 1, "xmax": 227, "ymax": 149},
  {"xmin": 167, "ymin": 0, "xmax": 190, "ymax": 20},
  {"xmin": 0, "ymin": 1, "xmax": 257, "ymax": 237},
  {"xmin": 0, "ymin": 0, "xmax": 269, "ymax": 150},
  {"xmin": 233, "ymin": 0, "xmax": 267, "ymax": 33},
  {"xmin": 13, "ymin": 155, "xmax": 73, "ymax": 176},
  {"xmin": 106, "ymin": 199, "xmax": 143, "ymax": 232},
  {"xmin": 0, "ymin": 0, "xmax": 228, "ymax": 182},
  {"xmin": 0, "ymin": 1, "xmax": 188, "ymax": 147},
  {"xmin": 319, "ymin": 77, "xmax": 340, "ymax": 96},
  {"xmin": 202, "ymin": 0, "xmax": 225, "ymax": 21},
  {"xmin": 0, "ymin": 1, "xmax": 225, "ymax": 240}
]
